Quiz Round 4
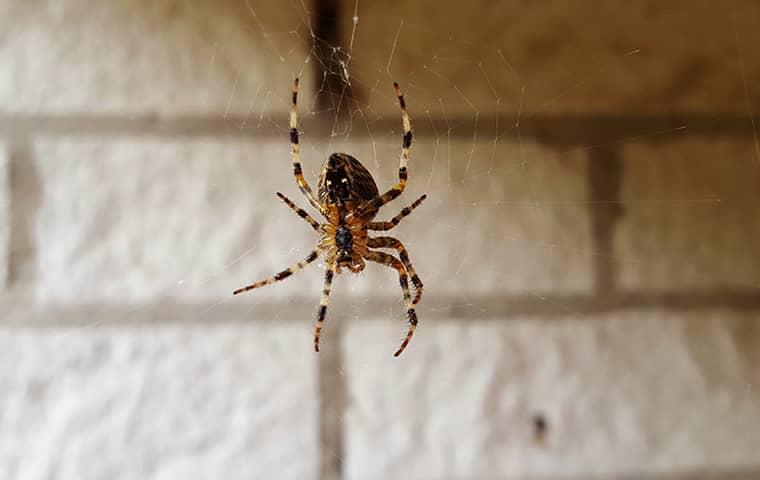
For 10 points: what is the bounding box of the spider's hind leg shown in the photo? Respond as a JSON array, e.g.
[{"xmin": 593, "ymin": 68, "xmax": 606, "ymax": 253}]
[
  {"xmin": 367, "ymin": 236, "xmax": 423, "ymax": 305},
  {"xmin": 363, "ymin": 250, "xmax": 418, "ymax": 357}
]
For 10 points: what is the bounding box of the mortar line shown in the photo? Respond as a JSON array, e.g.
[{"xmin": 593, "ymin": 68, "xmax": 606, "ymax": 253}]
[
  {"xmin": 588, "ymin": 145, "xmax": 623, "ymax": 294},
  {"xmin": 310, "ymin": 0, "xmax": 349, "ymax": 477},
  {"xmin": 4, "ymin": 137, "xmax": 38, "ymax": 290},
  {"xmin": 317, "ymin": 314, "xmax": 345, "ymax": 480},
  {"xmin": 2, "ymin": 289, "xmax": 760, "ymax": 327},
  {"xmin": 0, "ymin": 141, "xmax": 8, "ymax": 289}
]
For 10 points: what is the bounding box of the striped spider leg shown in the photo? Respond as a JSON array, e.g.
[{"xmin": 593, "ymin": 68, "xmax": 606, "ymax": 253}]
[
  {"xmin": 232, "ymin": 249, "xmax": 321, "ymax": 295},
  {"xmin": 361, "ymin": 250, "xmax": 418, "ymax": 357},
  {"xmin": 356, "ymin": 82, "xmax": 413, "ymax": 218},
  {"xmin": 367, "ymin": 236, "xmax": 423, "ymax": 305},
  {"xmin": 367, "ymin": 193, "xmax": 427, "ymax": 304},
  {"xmin": 290, "ymin": 78, "xmax": 327, "ymax": 217}
]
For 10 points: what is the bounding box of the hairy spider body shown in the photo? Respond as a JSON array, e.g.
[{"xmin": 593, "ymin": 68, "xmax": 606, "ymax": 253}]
[
  {"xmin": 318, "ymin": 153, "xmax": 380, "ymax": 213},
  {"xmin": 234, "ymin": 79, "xmax": 426, "ymax": 357}
]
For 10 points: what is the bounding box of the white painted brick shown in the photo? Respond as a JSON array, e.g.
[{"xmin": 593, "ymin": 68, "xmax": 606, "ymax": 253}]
[
  {"xmin": 343, "ymin": 310, "xmax": 760, "ymax": 479},
  {"xmin": 29, "ymin": 136, "xmax": 591, "ymax": 307},
  {"xmin": 0, "ymin": 0, "xmax": 308, "ymax": 114},
  {"xmin": 617, "ymin": 139, "xmax": 760, "ymax": 290},
  {"xmin": 348, "ymin": 1, "xmax": 760, "ymax": 115},
  {"xmin": 31, "ymin": 137, "xmax": 321, "ymax": 305},
  {"xmin": 0, "ymin": 144, "xmax": 8, "ymax": 289},
  {"xmin": 0, "ymin": 322, "xmax": 317, "ymax": 480}
]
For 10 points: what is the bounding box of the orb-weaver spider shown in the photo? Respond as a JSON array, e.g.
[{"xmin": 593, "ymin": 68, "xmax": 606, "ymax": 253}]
[{"xmin": 234, "ymin": 79, "xmax": 425, "ymax": 357}]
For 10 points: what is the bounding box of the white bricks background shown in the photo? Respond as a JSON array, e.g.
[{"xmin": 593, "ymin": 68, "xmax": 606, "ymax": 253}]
[
  {"xmin": 0, "ymin": 325, "xmax": 317, "ymax": 480},
  {"xmin": 2, "ymin": 1, "xmax": 760, "ymax": 480}
]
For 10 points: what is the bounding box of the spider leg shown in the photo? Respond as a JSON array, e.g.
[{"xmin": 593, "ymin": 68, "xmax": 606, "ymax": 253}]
[
  {"xmin": 276, "ymin": 192, "xmax": 321, "ymax": 232},
  {"xmin": 290, "ymin": 78, "xmax": 327, "ymax": 217},
  {"xmin": 363, "ymin": 250, "xmax": 418, "ymax": 357},
  {"xmin": 367, "ymin": 236, "xmax": 423, "ymax": 305},
  {"xmin": 233, "ymin": 249, "xmax": 320, "ymax": 295},
  {"xmin": 314, "ymin": 261, "xmax": 336, "ymax": 352},
  {"xmin": 358, "ymin": 82, "xmax": 413, "ymax": 216},
  {"xmin": 367, "ymin": 194, "xmax": 427, "ymax": 231}
]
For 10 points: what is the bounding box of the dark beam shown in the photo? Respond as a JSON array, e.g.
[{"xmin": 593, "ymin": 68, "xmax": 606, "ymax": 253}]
[{"xmin": 311, "ymin": 0, "xmax": 353, "ymax": 116}]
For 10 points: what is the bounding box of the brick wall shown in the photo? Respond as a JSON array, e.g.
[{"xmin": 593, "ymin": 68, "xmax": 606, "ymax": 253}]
[{"xmin": 2, "ymin": 1, "xmax": 760, "ymax": 479}]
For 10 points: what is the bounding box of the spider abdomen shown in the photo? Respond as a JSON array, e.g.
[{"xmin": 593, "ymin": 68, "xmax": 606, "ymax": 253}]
[{"xmin": 318, "ymin": 153, "xmax": 380, "ymax": 208}]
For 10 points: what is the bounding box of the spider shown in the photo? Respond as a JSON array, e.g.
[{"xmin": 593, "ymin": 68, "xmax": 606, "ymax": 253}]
[{"xmin": 233, "ymin": 78, "xmax": 426, "ymax": 357}]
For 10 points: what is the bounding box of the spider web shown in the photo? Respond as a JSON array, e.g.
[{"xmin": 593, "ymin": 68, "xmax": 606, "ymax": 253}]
[{"xmin": 10, "ymin": 1, "xmax": 760, "ymax": 479}]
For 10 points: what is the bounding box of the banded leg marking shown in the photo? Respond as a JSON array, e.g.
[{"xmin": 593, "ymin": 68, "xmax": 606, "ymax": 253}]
[
  {"xmin": 233, "ymin": 249, "xmax": 320, "ymax": 295},
  {"xmin": 395, "ymin": 81, "xmax": 413, "ymax": 175},
  {"xmin": 367, "ymin": 194, "xmax": 427, "ymax": 231},
  {"xmin": 314, "ymin": 263, "xmax": 336, "ymax": 352},
  {"xmin": 367, "ymin": 236, "xmax": 423, "ymax": 305},
  {"xmin": 277, "ymin": 192, "xmax": 320, "ymax": 231},
  {"xmin": 363, "ymin": 250, "xmax": 418, "ymax": 357},
  {"xmin": 359, "ymin": 82, "xmax": 413, "ymax": 215},
  {"xmin": 290, "ymin": 78, "xmax": 325, "ymax": 216}
]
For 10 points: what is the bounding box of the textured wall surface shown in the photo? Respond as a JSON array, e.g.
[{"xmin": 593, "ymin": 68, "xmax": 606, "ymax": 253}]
[
  {"xmin": 344, "ymin": 312, "xmax": 760, "ymax": 479},
  {"xmin": 1, "ymin": 1, "xmax": 760, "ymax": 480},
  {"xmin": 0, "ymin": 325, "xmax": 317, "ymax": 480}
]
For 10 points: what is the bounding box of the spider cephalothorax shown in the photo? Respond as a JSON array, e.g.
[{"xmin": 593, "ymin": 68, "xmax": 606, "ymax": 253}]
[{"xmin": 234, "ymin": 79, "xmax": 425, "ymax": 357}]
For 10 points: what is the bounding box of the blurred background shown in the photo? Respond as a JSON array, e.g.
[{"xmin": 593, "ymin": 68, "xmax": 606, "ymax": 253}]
[{"xmin": 1, "ymin": 0, "xmax": 760, "ymax": 479}]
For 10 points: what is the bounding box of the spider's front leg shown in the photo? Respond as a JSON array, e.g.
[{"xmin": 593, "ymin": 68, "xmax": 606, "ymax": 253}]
[
  {"xmin": 359, "ymin": 82, "xmax": 413, "ymax": 215},
  {"xmin": 363, "ymin": 250, "xmax": 418, "ymax": 357},
  {"xmin": 290, "ymin": 78, "xmax": 326, "ymax": 217}
]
